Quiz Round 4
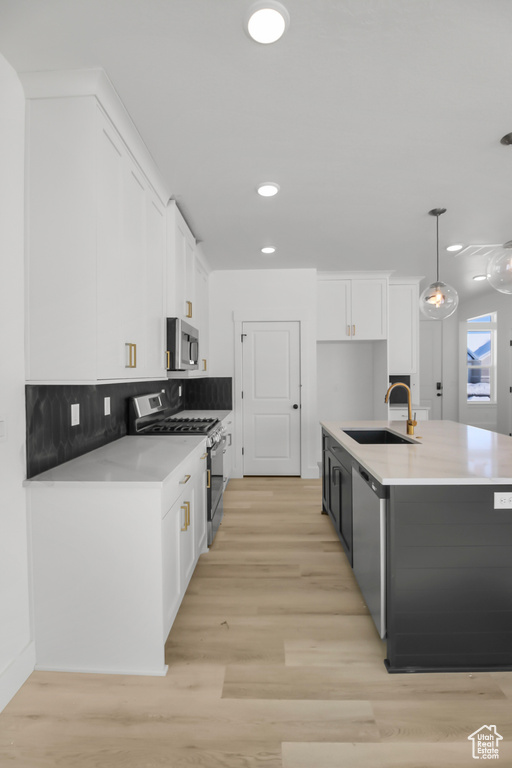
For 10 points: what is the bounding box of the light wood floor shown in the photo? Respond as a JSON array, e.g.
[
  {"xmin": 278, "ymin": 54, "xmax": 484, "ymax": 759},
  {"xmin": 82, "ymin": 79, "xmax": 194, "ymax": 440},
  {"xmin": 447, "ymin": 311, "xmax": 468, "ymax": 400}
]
[{"xmin": 1, "ymin": 477, "xmax": 511, "ymax": 767}]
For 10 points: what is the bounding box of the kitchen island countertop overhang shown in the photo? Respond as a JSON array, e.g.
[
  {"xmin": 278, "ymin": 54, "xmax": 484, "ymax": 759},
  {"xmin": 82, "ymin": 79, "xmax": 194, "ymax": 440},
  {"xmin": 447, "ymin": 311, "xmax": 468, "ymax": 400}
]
[{"xmin": 321, "ymin": 419, "xmax": 512, "ymax": 486}]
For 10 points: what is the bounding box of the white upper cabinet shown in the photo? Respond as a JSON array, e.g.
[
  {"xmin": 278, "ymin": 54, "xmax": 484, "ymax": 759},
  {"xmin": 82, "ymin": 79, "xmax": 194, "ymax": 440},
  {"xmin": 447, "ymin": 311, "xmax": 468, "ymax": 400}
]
[
  {"xmin": 388, "ymin": 278, "xmax": 421, "ymax": 374},
  {"xmin": 167, "ymin": 201, "xmax": 196, "ymax": 323},
  {"xmin": 166, "ymin": 203, "xmax": 210, "ymax": 377},
  {"xmin": 23, "ymin": 70, "xmax": 169, "ymax": 382},
  {"xmin": 317, "ymin": 274, "xmax": 388, "ymax": 341}
]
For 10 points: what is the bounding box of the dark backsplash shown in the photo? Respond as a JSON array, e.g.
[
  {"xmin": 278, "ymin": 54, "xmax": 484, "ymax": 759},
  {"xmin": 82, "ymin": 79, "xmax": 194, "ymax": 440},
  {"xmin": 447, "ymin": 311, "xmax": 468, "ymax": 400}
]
[{"xmin": 26, "ymin": 377, "xmax": 232, "ymax": 478}]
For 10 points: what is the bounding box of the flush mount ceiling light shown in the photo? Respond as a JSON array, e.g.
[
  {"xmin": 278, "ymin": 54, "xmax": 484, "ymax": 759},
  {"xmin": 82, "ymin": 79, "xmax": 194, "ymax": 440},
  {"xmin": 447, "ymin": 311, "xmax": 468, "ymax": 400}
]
[
  {"xmin": 446, "ymin": 244, "xmax": 464, "ymax": 252},
  {"xmin": 419, "ymin": 208, "xmax": 459, "ymax": 320},
  {"xmin": 257, "ymin": 182, "xmax": 280, "ymax": 197},
  {"xmin": 487, "ymin": 240, "xmax": 512, "ymax": 294},
  {"xmin": 245, "ymin": 2, "xmax": 290, "ymax": 44},
  {"xmin": 261, "ymin": 246, "xmax": 276, "ymax": 254}
]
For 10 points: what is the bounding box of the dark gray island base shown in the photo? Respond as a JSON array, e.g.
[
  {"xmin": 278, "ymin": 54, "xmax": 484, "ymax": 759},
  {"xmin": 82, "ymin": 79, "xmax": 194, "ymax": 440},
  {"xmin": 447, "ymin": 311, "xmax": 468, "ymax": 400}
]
[
  {"xmin": 321, "ymin": 426, "xmax": 512, "ymax": 673},
  {"xmin": 386, "ymin": 484, "xmax": 512, "ymax": 673}
]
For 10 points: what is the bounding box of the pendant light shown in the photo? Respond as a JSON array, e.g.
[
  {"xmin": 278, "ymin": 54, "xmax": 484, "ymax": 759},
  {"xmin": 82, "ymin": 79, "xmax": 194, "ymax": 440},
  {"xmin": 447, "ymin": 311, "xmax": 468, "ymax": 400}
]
[
  {"xmin": 486, "ymin": 240, "xmax": 512, "ymax": 294},
  {"xmin": 419, "ymin": 208, "xmax": 459, "ymax": 320}
]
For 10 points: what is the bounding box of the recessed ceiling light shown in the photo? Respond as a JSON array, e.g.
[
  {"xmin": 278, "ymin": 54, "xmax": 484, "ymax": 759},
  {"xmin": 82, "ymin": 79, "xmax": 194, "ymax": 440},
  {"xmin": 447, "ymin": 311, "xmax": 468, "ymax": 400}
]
[
  {"xmin": 473, "ymin": 274, "xmax": 487, "ymax": 281},
  {"xmin": 246, "ymin": 2, "xmax": 290, "ymax": 44},
  {"xmin": 261, "ymin": 246, "xmax": 276, "ymax": 254},
  {"xmin": 257, "ymin": 182, "xmax": 280, "ymax": 197},
  {"xmin": 446, "ymin": 244, "xmax": 464, "ymax": 252}
]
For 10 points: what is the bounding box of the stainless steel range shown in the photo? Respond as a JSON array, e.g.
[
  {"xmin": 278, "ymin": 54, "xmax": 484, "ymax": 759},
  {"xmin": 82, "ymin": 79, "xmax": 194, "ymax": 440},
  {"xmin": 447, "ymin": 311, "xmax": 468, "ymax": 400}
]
[{"xmin": 129, "ymin": 392, "xmax": 225, "ymax": 545}]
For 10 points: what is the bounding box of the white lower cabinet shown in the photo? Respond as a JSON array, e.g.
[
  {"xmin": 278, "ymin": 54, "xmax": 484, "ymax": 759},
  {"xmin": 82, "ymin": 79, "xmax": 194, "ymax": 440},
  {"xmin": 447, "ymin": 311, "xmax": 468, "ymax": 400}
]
[
  {"xmin": 29, "ymin": 441, "xmax": 208, "ymax": 677},
  {"xmin": 222, "ymin": 414, "xmax": 234, "ymax": 487}
]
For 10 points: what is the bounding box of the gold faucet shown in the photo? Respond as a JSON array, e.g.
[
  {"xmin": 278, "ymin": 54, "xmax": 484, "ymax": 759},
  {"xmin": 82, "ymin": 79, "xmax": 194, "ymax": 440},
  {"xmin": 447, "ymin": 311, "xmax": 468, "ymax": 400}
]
[{"xmin": 384, "ymin": 382, "xmax": 417, "ymax": 436}]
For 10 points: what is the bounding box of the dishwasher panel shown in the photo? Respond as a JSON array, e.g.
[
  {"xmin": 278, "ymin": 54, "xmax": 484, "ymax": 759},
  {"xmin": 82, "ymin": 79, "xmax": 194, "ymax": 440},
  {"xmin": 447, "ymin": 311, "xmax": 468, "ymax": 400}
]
[{"xmin": 352, "ymin": 466, "xmax": 387, "ymax": 639}]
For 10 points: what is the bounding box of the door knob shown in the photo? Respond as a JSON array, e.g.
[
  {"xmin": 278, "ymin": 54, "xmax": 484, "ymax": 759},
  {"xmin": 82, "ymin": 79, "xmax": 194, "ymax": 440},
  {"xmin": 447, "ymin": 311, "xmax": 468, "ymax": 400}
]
[{"xmin": 293, "ymin": 404, "xmax": 299, "ymax": 409}]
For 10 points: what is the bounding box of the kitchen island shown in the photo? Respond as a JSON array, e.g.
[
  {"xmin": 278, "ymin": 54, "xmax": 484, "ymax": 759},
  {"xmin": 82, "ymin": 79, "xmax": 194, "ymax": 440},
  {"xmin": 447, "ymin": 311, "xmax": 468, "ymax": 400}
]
[{"xmin": 321, "ymin": 419, "xmax": 512, "ymax": 673}]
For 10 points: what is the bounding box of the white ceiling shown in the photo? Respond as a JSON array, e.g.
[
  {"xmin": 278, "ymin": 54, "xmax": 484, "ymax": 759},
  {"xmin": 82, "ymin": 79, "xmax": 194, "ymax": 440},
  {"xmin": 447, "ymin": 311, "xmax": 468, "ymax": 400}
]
[{"xmin": 1, "ymin": 0, "xmax": 512, "ymax": 299}]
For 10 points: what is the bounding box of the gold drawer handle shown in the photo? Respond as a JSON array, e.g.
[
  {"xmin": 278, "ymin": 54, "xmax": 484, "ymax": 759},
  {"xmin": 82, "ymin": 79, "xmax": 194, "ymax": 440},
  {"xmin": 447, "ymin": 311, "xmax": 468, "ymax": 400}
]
[
  {"xmin": 207, "ymin": 469, "xmax": 211, "ymax": 489},
  {"xmin": 180, "ymin": 474, "xmax": 191, "ymax": 484},
  {"xmin": 200, "ymin": 452, "xmax": 208, "ymax": 460},
  {"xmin": 186, "ymin": 301, "xmax": 193, "ymax": 318},
  {"xmin": 166, "ymin": 350, "xmax": 170, "ymax": 370},
  {"xmin": 180, "ymin": 503, "xmax": 188, "ymax": 531},
  {"xmin": 125, "ymin": 342, "xmax": 137, "ymax": 368}
]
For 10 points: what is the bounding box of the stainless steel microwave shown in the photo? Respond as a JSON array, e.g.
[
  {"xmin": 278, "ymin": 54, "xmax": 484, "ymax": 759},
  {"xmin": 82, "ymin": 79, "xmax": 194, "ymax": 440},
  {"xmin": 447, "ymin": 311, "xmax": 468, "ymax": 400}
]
[{"xmin": 166, "ymin": 318, "xmax": 199, "ymax": 371}]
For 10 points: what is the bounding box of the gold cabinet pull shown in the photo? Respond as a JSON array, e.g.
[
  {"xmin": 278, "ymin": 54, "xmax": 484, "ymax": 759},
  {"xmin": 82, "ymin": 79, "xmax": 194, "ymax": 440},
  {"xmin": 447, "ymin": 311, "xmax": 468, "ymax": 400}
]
[
  {"xmin": 180, "ymin": 474, "xmax": 191, "ymax": 484},
  {"xmin": 352, "ymin": 325, "xmax": 355, "ymax": 337},
  {"xmin": 202, "ymin": 358, "xmax": 207, "ymax": 371},
  {"xmin": 347, "ymin": 325, "xmax": 351, "ymax": 337},
  {"xmin": 180, "ymin": 504, "xmax": 188, "ymax": 531},
  {"xmin": 186, "ymin": 301, "xmax": 193, "ymax": 318},
  {"xmin": 125, "ymin": 343, "xmax": 137, "ymax": 368},
  {"xmin": 185, "ymin": 501, "xmax": 191, "ymax": 528},
  {"xmin": 166, "ymin": 350, "xmax": 170, "ymax": 370},
  {"xmin": 207, "ymin": 469, "xmax": 211, "ymax": 489},
  {"xmin": 200, "ymin": 452, "xmax": 208, "ymax": 460}
]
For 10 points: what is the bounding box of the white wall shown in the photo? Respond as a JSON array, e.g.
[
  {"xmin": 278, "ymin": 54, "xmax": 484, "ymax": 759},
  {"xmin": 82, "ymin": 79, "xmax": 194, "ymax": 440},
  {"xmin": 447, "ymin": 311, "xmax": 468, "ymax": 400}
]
[
  {"xmin": 208, "ymin": 269, "xmax": 318, "ymax": 478},
  {"xmin": 457, "ymin": 288, "xmax": 511, "ymax": 434},
  {"xmin": 0, "ymin": 54, "xmax": 34, "ymax": 711}
]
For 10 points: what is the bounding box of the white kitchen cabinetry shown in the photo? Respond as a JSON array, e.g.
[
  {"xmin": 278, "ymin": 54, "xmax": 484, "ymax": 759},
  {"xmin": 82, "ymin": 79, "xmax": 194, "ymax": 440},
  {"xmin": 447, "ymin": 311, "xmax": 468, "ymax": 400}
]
[
  {"xmin": 23, "ymin": 70, "xmax": 168, "ymax": 381},
  {"xmin": 388, "ymin": 278, "xmax": 421, "ymax": 375},
  {"xmin": 166, "ymin": 203, "xmax": 210, "ymax": 377},
  {"xmin": 167, "ymin": 201, "xmax": 196, "ymax": 323},
  {"xmin": 222, "ymin": 413, "xmax": 234, "ymax": 488},
  {"xmin": 317, "ymin": 274, "xmax": 388, "ymax": 341},
  {"xmin": 29, "ymin": 439, "xmax": 207, "ymax": 676}
]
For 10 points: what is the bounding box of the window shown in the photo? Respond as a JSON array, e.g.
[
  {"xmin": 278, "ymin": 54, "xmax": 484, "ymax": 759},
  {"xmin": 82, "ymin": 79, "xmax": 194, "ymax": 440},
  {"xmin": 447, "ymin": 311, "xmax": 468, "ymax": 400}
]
[{"xmin": 465, "ymin": 312, "xmax": 497, "ymax": 403}]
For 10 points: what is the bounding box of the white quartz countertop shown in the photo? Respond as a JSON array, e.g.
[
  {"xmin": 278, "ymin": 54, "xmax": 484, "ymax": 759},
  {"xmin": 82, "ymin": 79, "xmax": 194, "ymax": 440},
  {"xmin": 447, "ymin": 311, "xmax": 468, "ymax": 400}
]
[
  {"xmin": 24, "ymin": 434, "xmax": 206, "ymax": 487},
  {"xmin": 321, "ymin": 419, "xmax": 512, "ymax": 485}
]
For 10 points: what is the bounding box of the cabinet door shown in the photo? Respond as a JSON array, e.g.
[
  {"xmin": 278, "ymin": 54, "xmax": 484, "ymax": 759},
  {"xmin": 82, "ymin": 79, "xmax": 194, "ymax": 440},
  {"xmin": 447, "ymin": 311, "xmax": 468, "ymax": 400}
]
[
  {"xmin": 350, "ymin": 279, "xmax": 387, "ymax": 340},
  {"xmin": 388, "ymin": 283, "xmax": 418, "ymax": 374},
  {"xmin": 179, "ymin": 488, "xmax": 195, "ymax": 590},
  {"xmin": 172, "ymin": 205, "xmax": 196, "ymax": 323},
  {"xmin": 96, "ymin": 112, "xmax": 129, "ymax": 379},
  {"xmin": 317, "ymin": 280, "xmax": 351, "ymax": 340},
  {"xmin": 162, "ymin": 500, "xmax": 181, "ymax": 640},
  {"xmin": 144, "ymin": 193, "xmax": 167, "ymax": 377},
  {"xmin": 194, "ymin": 256, "xmax": 209, "ymax": 374},
  {"xmin": 223, "ymin": 417, "xmax": 234, "ymax": 486},
  {"xmin": 194, "ymin": 451, "xmax": 208, "ymax": 554}
]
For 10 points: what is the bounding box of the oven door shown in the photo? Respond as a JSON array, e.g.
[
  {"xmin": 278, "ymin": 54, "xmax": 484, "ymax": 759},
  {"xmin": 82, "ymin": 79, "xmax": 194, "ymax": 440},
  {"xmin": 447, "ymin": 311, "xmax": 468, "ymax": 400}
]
[{"xmin": 207, "ymin": 436, "xmax": 225, "ymax": 545}]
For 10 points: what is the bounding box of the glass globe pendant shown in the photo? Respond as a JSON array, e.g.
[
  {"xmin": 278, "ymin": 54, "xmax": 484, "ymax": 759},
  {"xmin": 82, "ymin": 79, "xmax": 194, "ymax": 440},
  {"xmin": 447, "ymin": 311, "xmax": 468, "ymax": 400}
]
[
  {"xmin": 419, "ymin": 208, "xmax": 459, "ymax": 320},
  {"xmin": 487, "ymin": 241, "xmax": 512, "ymax": 294}
]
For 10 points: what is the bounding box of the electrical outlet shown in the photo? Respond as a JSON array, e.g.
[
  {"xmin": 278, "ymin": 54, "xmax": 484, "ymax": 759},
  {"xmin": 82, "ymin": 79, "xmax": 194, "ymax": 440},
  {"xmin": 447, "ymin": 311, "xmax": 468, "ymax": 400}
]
[
  {"xmin": 494, "ymin": 492, "xmax": 512, "ymax": 509},
  {"xmin": 104, "ymin": 397, "xmax": 111, "ymax": 416},
  {"xmin": 71, "ymin": 403, "xmax": 80, "ymax": 426}
]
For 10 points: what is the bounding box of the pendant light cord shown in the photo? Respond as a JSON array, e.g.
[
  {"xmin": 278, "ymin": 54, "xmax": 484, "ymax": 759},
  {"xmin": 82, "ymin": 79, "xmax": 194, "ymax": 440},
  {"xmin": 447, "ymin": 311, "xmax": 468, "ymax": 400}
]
[{"xmin": 436, "ymin": 213, "xmax": 440, "ymax": 283}]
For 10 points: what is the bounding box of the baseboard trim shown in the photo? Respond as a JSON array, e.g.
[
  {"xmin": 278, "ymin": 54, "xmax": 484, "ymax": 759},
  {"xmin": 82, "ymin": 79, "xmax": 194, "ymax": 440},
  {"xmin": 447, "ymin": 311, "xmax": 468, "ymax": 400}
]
[{"xmin": 0, "ymin": 641, "xmax": 35, "ymax": 713}]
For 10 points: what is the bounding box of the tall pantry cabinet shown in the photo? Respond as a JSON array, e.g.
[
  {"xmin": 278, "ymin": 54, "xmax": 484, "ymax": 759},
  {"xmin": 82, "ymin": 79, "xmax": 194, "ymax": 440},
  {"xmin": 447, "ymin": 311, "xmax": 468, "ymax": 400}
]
[{"xmin": 23, "ymin": 70, "xmax": 170, "ymax": 381}]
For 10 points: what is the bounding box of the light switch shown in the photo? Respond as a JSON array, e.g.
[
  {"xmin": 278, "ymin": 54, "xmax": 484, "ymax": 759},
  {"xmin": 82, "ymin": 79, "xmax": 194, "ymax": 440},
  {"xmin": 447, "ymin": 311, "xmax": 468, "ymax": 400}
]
[
  {"xmin": 104, "ymin": 397, "xmax": 111, "ymax": 416},
  {"xmin": 71, "ymin": 403, "xmax": 80, "ymax": 426}
]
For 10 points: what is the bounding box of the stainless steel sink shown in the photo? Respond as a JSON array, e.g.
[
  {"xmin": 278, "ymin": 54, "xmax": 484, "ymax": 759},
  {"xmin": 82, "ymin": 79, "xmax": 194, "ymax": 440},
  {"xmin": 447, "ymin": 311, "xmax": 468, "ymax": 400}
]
[{"xmin": 342, "ymin": 429, "xmax": 417, "ymax": 445}]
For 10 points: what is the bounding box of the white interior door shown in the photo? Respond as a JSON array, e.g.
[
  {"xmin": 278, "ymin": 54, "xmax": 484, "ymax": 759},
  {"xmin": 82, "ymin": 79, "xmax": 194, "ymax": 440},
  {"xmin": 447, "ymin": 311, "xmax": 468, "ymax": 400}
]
[
  {"xmin": 419, "ymin": 320, "xmax": 443, "ymax": 419},
  {"xmin": 242, "ymin": 321, "xmax": 301, "ymax": 476}
]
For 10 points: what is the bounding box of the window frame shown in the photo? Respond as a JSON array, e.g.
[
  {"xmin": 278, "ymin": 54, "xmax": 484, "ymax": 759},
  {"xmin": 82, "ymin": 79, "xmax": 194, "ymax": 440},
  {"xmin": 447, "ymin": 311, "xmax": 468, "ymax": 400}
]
[{"xmin": 465, "ymin": 312, "xmax": 497, "ymax": 405}]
